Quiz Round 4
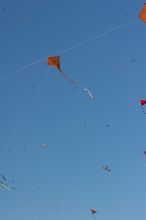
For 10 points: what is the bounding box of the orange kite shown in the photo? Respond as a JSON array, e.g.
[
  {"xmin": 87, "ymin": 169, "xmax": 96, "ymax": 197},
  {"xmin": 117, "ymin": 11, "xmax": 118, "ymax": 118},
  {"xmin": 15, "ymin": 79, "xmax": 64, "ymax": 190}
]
[
  {"xmin": 47, "ymin": 56, "xmax": 75, "ymax": 83},
  {"xmin": 139, "ymin": 3, "xmax": 146, "ymax": 22}
]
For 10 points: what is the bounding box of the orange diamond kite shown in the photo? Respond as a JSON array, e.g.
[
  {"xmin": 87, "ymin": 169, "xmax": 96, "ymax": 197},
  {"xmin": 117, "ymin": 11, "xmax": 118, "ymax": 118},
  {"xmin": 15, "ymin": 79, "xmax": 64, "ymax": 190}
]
[{"xmin": 139, "ymin": 3, "xmax": 146, "ymax": 22}]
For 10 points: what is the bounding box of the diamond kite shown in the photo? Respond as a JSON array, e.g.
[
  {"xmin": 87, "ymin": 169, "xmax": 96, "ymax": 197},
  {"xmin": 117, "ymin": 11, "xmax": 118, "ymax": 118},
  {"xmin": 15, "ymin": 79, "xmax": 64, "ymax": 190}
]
[
  {"xmin": 139, "ymin": 3, "xmax": 146, "ymax": 22},
  {"xmin": 47, "ymin": 56, "xmax": 75, "ymax": 83}
]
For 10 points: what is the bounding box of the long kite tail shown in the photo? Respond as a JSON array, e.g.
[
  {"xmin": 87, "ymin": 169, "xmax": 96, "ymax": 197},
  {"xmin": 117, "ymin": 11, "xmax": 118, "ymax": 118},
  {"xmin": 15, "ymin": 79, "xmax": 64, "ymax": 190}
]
[
  {"xmin": 74, "ymin": 85, "xmax": 95, "ymax": 99},
  {"xmin": 83, "ymin": 88, "xmax": 95, "ymax": 99},
  {"xmin": 60, "ymin": 70, "xmax": 76, "ymax": 83}
]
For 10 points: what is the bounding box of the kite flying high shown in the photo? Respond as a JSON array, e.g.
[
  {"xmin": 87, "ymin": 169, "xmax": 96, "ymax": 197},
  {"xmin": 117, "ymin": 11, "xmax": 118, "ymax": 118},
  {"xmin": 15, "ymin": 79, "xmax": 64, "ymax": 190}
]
[
  {"xmin": 102, "ymin": 165, "xmax": 111, "ymax": 172},
  {"xmin": 140, "ymin": 99, "xmax": 146, "ymax": 114},
  {"xmin": 139, "ymin": 3, "xmax": 146, "ymax": 22},
  {"xmin": 90, "ymin": 208, "xmax": 98, "ymax": 219},
  {"xmin": 47, "ymin": 56, "xmax": 75, "ymax": 83}
]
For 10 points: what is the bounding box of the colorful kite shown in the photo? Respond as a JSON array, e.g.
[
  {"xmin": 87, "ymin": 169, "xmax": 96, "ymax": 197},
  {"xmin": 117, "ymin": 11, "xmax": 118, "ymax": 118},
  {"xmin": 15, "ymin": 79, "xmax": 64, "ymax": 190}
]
[
  {"xmin": 139, "ymin": 3, "xmax": 146, "ymax": 22},
  {"xmin": 47, "ymin": 56, "xmax": 75, "ymax": 83},
  {"xmin": 140, "ymin": 99, "xmax": 146, "ymax": 114}
]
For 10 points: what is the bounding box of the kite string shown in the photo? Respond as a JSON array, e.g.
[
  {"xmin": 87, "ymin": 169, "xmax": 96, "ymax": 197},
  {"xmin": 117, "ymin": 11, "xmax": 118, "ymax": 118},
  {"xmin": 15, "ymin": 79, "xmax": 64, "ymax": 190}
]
[
  {"xmin": 0, "ymin": 20, "xmax": 134, "ymax": 81},
  {"xmin": 59, "ymin": 20, "xmax": 134, "ymax": 55},
  {"xmin": 0, "ymin": 71, "xmax": 48, "ymax": 161}
]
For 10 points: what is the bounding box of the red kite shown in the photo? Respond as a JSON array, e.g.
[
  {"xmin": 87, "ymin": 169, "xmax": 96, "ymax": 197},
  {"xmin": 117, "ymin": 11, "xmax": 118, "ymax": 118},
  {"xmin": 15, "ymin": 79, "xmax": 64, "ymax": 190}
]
[
  {"xmin": 139, "ymin": 3, "xmax": 146, "ymax": 22},
  {"xmin": 47, "ymin": 56, "xmax": 75, "ymax": 83},
  {"xmin": 140, "ymin": 100, "xmax": 146, "ymax": 106},
  {"xmin": 140, "ymin": 99, "xmax": 146, "ymax": 114}
]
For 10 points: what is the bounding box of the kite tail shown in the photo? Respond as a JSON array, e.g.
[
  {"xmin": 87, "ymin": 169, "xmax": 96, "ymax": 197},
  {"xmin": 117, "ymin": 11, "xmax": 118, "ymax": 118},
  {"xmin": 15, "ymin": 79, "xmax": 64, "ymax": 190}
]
[
  {"xmin": 141, "ymin": 106, "xmax": 146, "ymax": 114},
  {"xmin": 60, "ymin": 70, "xmax": 76, "ymax": 83},
  {"xmin": 73, "ymin": 84, "xmax": 95, "ymax": 99},
  {"xmin": 83, "ymin": 87, "xmax": 95, "ymax": 99}
]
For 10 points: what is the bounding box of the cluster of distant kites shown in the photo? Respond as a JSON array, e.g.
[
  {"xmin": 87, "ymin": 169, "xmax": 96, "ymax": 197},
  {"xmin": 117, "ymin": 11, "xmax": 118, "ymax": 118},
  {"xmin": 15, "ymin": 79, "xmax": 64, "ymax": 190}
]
[{"xmin": 0, "ymin": 3, "xmax": 146, "ymax": 219}]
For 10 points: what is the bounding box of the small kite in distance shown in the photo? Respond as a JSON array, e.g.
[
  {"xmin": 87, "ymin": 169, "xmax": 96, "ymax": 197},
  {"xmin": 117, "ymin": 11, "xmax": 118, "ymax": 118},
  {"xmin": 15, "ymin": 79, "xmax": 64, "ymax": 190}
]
[
  {"xmin": 90, "ymin": 208, "xmax": 97, "ymax": 214},
  {"xmin": 40, "ymin": 144, "xmax": 48, "ymax": 148},
  {"xmin": 102, "ymin": 165, "xmax": 111, "ymax": 172},
  {"xmin": 0, "ymin": 175, "xmax": 15, "ymax": 190},
  {"xmin": 139, "ymin": 3, "xmax": 146, "ymax": 22},
  {"xmin": 90, "ymin": 208, "xmax": 98, "ymax": 219},
  {"xmin": 140, "ymin": 99, "xmax": 146, "ymax": 114},
  {"xmin": 144, "ymin": 151, "xmax": 146, "ymax": 156},
  {"xmin": 0, "ymin": 180, "xmax": 11, "ymax": 190},
  {"xmin": 47, "ymin": 56, "xmax": 75, "ymax": 83}
]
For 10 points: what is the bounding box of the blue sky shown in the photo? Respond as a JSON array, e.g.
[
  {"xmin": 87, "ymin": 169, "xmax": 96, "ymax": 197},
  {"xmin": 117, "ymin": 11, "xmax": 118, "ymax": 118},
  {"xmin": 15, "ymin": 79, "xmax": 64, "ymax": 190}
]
[{"xmin": 0, "ymin": 0, "xmax": 146, "ymax": 219}]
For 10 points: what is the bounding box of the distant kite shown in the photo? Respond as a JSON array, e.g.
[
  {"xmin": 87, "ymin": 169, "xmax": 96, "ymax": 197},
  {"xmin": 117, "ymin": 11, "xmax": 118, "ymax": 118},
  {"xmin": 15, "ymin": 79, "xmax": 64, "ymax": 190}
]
[
  {"xmin": 90, "ymin": 208, "xmax": 98, "ymax": 219},
  {"xmin": 47, "ymin": 56, "xmax": 75, "ymax": 83},
  {"xmin": 0, "ymin": 175, "xmax": 15, "ymax": 190},
  {"xmin": 0, "ymin": 174, "xmax": 6, "ymax": 181},
  {"xmin": 102, "ymin": 165, "xmax": 111, "ymax": 172},
  {"xmin": 0, "ymin": 180, "xmax": 11, "ymax": 190},
  {"xmin": 144, "ymin": 151, "xmax": 146, "ymax": 156},
  {"xmin": 40, "ymin": 144, "xmax": 48, "ymax": 148},
  {"xmin": 140, "ymin": 99, "xmax": 146, "ymax": 114},
  {"xmin": 139, "ymin": 3, "xmax": 146, "ymax": 22},
  {"xmin": 90, "ymin": 208, "xmax": 97, "ymax": 214}
]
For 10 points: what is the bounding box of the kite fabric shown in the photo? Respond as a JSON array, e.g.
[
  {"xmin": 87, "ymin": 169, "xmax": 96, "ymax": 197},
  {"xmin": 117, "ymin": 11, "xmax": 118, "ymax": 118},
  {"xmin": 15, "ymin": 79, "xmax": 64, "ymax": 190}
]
[
  {"xmin": 140, "ymin": 100, "xmax": 146, "ymax": 106},
  {"xmin": 139, "ymin": 3, "xmax": 146, "ymax": 22},
  {"xmin": 144, "ymin": 151, "xmax": 146, "ymax": 156},
  {"xmin": 0, "ymin": 180, "xmax": 11, "ymax": 190},
  {"xmin": 47, "ymin": 56, "xmax": 75, "ymax": 83}
]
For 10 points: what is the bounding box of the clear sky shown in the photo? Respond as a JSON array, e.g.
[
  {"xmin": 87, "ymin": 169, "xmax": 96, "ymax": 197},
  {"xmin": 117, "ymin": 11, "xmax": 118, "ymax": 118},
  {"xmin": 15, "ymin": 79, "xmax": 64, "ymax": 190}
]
[{"xmin": 0, "ymin": 0, "xmax": 146, "ymax": 219}]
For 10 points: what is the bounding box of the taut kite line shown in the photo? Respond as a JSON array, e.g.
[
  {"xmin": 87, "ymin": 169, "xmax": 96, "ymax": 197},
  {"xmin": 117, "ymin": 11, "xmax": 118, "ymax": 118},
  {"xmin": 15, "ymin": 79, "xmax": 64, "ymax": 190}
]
[{"xmin": 0, "ymin": 20, "xmax": 134, "ymax": 81}]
